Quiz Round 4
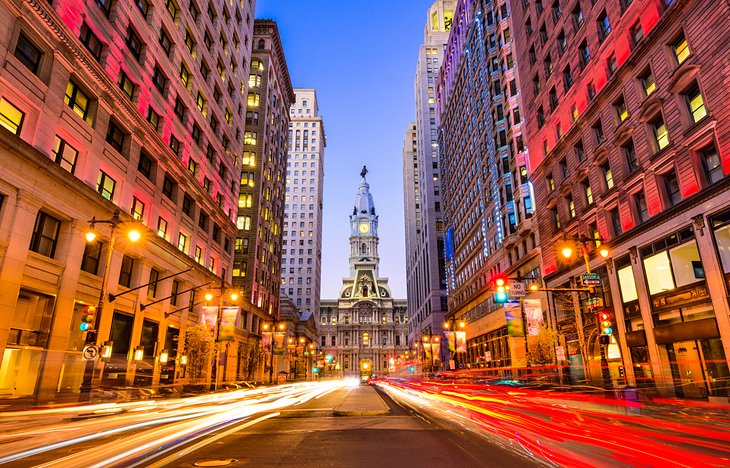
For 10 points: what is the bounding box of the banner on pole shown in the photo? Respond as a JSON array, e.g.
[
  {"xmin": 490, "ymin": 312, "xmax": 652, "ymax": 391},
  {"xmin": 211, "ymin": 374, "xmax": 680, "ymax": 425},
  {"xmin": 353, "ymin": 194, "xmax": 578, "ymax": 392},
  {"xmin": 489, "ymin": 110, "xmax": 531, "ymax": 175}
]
[
  {"xmin": 444, "ymin": 331, "xmax": 456, "ymax": 354},
  {"xmin": 274, "ymin": 331, "xmax": 285, "ymax": 355},
  {"xmin": 262, "ymin": 332, "xmax": 272, "ymax": 356},
  {"xmin": 523, "ymin": 299, "xmax": 543, "ymax": 337},
  {"xmin": 505, "ymin": 301, "xmax": 524, "ymax": 337},
  {"xmin": 200, "ymin": 306, "xmax": 217, "ymax": 329},
  {"xmin": 431, "ymin": 343, "xmax": 441, "ymax": 362},
  {"xmin": 423, "ymin": 342, "xmax": 432, "ymax": 361},
  {"xmin": 218, "ymin": 306, "xmax": 239, "ymax": 341},
  {"xmin": 455, "ymin": 331, "xmax": 467, "ymax": 353}
]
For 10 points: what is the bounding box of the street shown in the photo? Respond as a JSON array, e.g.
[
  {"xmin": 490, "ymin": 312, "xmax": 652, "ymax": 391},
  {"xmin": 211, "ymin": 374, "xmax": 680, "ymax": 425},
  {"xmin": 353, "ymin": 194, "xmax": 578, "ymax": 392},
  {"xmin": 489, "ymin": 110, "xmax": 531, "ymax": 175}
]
[{"xmin": 1, "ymin": 379, "xmax": 729, "ymax": 467}]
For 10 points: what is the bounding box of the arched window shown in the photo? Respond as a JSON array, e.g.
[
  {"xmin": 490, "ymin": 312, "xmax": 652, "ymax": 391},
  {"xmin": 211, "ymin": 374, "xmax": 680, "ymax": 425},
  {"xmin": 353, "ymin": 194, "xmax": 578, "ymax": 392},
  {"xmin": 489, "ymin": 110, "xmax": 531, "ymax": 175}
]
[
  {"xmin": 362, "ymin": 332, "xmax": 369, "ymax": 346},
  {"xmin": 257, "ymin": 39, "xmax": 265, "ymax": 49},
  {"xmin": 251, "ymin": 58, "xmax": 264, "ymax": 71},
  {"xmin": 360, "ymin": 243, "xmax": 367, "ymax": 254}
]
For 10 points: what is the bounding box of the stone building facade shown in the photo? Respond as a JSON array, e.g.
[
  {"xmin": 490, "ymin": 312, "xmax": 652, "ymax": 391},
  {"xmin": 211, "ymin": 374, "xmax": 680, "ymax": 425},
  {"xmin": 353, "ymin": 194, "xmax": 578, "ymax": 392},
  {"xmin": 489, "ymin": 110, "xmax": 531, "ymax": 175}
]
[{"xmin": 319, "ymin": 170, "xmax": 409, "ymax": 378}]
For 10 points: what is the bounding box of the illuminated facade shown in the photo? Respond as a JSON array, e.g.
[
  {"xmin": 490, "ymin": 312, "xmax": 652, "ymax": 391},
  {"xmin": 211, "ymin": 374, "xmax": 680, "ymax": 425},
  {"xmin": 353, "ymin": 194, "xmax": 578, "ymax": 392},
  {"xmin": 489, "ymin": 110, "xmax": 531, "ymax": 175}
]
[
  {"xmin": 282, "ymin": 88, "xmax": 326, "ymax": 318},
  {"xmin": 513, "ymin": 0, "xmax": 730, "ymax": 397},
  {"xmin": 404, "ymin": 0, "xmax": 454, "ymax": 355},
  {"xmin": 233, "ymin": 20, "xmax": 293, "ymax": 324},
  {"xmin": 320, "ymin": 171, "xmax": 409, "ymax": 377},
  {"xmin": 437, "ymin": 0, "xmax": 541, "ymax": 369},
  {"xmin": 0, "ymin": 0, "xmax": 257, "ymax": 400}
]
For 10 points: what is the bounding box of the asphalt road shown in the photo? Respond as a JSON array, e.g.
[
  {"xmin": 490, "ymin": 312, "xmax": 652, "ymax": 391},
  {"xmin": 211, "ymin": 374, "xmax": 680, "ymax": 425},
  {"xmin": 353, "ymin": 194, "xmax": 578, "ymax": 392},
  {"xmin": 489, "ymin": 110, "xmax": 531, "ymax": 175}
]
[{"xmin": 152, "ymin": 386, "xmax": 538, "ymax": 468}]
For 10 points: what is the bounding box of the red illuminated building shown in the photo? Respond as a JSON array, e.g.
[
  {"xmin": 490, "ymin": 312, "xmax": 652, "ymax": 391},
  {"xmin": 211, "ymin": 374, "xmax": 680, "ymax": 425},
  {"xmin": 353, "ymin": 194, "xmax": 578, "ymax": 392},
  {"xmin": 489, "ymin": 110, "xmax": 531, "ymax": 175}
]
[
  {"xmin": 0, "ymin": 0, "xmax": 261, "ymax": 401},
  {"xmin": 512, "ymin": 0, "xmax": 730, "ymax": 398}
]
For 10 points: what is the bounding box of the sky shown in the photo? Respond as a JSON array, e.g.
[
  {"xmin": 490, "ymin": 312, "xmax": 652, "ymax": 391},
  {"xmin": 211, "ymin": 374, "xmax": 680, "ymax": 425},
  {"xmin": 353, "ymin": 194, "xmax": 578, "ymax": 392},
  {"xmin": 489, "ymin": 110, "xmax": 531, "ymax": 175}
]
[{"xmin": 255, "ymin": 0, "xmax": 437, "ymax": 298}]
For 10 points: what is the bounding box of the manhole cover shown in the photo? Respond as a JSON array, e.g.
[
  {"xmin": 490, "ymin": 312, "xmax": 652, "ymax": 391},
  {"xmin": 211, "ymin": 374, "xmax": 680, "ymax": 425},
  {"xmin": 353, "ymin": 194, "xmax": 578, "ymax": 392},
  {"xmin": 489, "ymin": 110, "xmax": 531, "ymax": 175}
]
[{"xmin": 193, "ymin": 459, "xmax": 238, "ymax": 467}]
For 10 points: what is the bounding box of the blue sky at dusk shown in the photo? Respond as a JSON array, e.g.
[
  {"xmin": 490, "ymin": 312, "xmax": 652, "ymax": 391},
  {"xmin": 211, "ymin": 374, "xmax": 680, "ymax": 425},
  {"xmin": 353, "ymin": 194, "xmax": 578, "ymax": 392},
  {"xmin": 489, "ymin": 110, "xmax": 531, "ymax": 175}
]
[{"xmin": 255, "ymin": 0, "xmax": 437, "ymax": 298}]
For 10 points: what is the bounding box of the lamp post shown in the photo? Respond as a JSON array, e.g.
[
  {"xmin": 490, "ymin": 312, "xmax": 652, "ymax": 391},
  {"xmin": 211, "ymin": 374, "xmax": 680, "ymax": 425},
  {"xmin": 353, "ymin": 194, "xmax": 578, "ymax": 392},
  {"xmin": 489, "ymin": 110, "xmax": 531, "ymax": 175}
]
[
  {"xmin": 443, "ymin": 318, "xmax": 465, "ymax": 370},
  {"xmin": 79, "ymin": 209, "xmax": 140, "ymax": 402},
  {"xmin": 561, "ymin": 234, "xmax": 612, "ymax": 388},
  {"xmin": 205, "ymin": 280, "xmax": 241, "ymax": 391},
  {"xmin": 262, "ymin": 321, "xmax": 286, "ymax": 384}
]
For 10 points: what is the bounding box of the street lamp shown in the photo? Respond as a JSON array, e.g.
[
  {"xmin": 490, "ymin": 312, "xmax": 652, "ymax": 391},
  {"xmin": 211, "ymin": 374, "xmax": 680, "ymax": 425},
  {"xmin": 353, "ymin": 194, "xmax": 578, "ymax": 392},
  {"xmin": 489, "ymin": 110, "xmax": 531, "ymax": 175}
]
[{"xmin": 79, "ymin": 209, "xmax": 141, "ymax": 402}]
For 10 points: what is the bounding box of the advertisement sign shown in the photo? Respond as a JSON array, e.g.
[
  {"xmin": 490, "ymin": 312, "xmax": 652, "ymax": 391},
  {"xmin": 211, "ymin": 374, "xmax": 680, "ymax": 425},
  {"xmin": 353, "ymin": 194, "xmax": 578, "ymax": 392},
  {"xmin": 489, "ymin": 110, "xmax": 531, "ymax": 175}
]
[
  {"xmin": 273, "ymin": 332, "xmax": 285, "ymax": 355},
  {"xmin": 555, "ymin": 346, "xmax": 566, "ymax": 362},
  {"xmin": 431, "ymin": 343, "xmax": 441, "ymax": 361},
  {"xmin": 505, "ymin": 302, "xmax": 524, "ymax": 337},
  {"xmin": 423, "ymin": 342, "xmax": 432, "ymax": 361},
  {"xmin": 200, "ymin": 306, "xmax": 217, "ymax": 329},
  {"xmin": 455, "ymin": 331, "xmax": 467, "ymax": 353},
  {"xmin": 218, "ymin": 306, "xmax": 239, "ymax": 341},
  {"xmin": 523, "ymin": 299, "xmax": 543, "ymax": 336},
  {"xmin": 262, "ymin": 332, "xmax": 272, "ymax": 356}
]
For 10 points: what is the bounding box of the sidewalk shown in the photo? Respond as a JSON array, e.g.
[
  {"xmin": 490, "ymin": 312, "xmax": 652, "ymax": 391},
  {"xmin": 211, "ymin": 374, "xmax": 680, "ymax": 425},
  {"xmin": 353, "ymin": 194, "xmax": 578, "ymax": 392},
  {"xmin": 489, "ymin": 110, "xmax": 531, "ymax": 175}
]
[{"xmin": 333, "ymin": 384, "xmax": 390, "ymax": 416}]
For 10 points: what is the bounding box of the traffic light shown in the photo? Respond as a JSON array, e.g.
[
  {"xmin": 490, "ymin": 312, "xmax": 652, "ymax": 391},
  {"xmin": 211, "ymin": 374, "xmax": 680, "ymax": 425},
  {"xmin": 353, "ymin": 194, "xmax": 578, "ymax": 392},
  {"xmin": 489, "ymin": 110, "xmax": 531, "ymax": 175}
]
[
  {"xmin": 598, "ymin": 309, "xmax": 613, "ymax": 335},
  {"xmin": 493, "ymin": 276, "xmax": 508, "ymax": 303},
  {"xmin": 80, "ymin": 305, "xmax": 96, "ymax": 331}
]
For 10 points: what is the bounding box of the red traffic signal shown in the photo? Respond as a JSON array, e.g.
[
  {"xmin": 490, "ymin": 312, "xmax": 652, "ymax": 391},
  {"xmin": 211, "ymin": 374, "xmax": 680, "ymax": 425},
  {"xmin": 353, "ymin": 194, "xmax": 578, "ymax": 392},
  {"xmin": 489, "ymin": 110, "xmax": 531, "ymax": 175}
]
[
  {"xmin": 80, "ymin": 305, "xmax": 97, "ymax": 331},
  {"xmin": 597, "ymin": 309, "xmax": 613, "ymax": 335}
]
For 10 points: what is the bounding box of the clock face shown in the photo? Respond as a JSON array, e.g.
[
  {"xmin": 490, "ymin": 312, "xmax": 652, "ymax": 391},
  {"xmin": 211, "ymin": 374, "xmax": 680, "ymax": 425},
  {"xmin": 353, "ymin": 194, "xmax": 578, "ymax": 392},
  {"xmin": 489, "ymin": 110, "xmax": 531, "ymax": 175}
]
[{"xmin": 358, "ymin": 223, "xmax": 370, "ymax": 234}]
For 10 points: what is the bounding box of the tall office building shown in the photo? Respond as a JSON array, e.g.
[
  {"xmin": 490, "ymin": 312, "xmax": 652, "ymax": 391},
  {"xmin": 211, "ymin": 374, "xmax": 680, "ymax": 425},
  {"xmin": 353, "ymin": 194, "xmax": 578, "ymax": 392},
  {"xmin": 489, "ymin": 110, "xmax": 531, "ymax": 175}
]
[
  {"xmin": 403, "ymin": 0, "xmax": 455, "ymax": 355},
  {"xmin": 320, "ymin": 169, "xmax": 409, "ymax": 378},
  {"xmin": 234, "ymin": 20, "xmax": 294, "ymax": 327},
  {"xmin": 437, "ymin": 0, "xmax": 541, "ymax": 369},
  {"xmin": 282, "ymin": 88, "xmax": 326, "ymax": 318},
  {"xmin": 0, "ymin": 0, "xmax": 256, "ymax": 400},
  {"xmin": 512, "ymin": 0, "xmax": 730, "ymax": 395}
]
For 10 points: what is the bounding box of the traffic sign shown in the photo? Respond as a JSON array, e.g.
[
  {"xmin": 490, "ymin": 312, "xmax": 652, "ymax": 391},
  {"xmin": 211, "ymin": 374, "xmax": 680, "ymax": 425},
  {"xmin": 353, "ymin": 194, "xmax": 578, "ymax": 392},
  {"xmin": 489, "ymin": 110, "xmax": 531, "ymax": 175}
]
[
  {"xmin": 509, "ymin": 281, "xmax": 526, "ymax": 297},
  {"xmin": 581, "ymin": 273, "xmax": 601, "ymax": 285},
  {"xmin": 82, "ymin": 345, "xmax": 100, "ymax": 360}
]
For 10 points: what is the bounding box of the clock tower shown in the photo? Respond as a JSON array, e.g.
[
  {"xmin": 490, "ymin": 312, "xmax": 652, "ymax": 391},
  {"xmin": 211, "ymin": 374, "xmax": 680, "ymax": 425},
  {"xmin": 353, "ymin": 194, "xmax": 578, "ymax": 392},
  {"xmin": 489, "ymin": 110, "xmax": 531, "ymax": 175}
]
[{"xmin": 349, "ymin": 166, "xmax": 379, "ymax": 276}]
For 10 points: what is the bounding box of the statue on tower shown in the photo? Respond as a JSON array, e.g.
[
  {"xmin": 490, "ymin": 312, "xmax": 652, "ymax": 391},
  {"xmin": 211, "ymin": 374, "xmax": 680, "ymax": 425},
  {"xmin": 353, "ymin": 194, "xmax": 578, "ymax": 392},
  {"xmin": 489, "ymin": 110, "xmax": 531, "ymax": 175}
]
[{"xmin": 360, "ymin": 165, "xmax": 368, "ymax": 179}]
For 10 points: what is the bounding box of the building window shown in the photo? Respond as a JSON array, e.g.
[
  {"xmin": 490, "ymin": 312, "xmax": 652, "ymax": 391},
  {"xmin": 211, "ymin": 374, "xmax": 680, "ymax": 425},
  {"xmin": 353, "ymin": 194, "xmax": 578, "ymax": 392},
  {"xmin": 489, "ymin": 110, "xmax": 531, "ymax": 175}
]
[
  {"xmin": 575, "ymin": 141, "xmax": 585, "ymax": 161},
  {"xmin": 640, "ymin": 68, "xmax": 656, "ymax": 96},
  {"xmin": 0, "ymin": 98, "xmax": 25, "ymax": 135},
  {"xmin": 584, "ymin": 180, "xmax": 593, "ymax": 205},
  {"xmin": 165, "ymin": 0, "xmax": 178, "ymax": 19},
  {"xmin": 159, "ymin": 29, "xmax": 172, "ymax": 56},
  {"xmin": 52, "ymin": 136, "xmax": 78, "ymax": 174},
  {"xmin": 634, "ymin": 191, "xmax": 649, "ymax": 223},
  {"xmin": 601, "ymin": 161, "xmax": 614, "ymax": 190},
  {"xmin": 162, "ymin": 175, "xmax": 176, "ymax": 200},
  {"xmin": 684, "ymin": 84, "xmax": 707, "ymax": 124},
  {"xmin": 95, "ymin": 0, "xmax": 113, "ymax": 16},
  {"xmin": 568, "ymin": 196, "xmax": 576, "ymax": 218},
  {"xmin": 247, "ymin": 93, "xmax": 260, "ymax": 107},
  {"xmin": 611, "ymin": 98, "xmax": 628, "ymax": 126},
  {"xmin": 663, "ymin": 169, "xmax": 681, "ymax": 205},
  {"xmin": 587, "ymin": 82, "xmax": 596, "ymax": 101},
  {"xmin": 672, "ymin": 33, "xmax": 690, "ymax": 65},
  {"xmin": 117, "ymin": 71, "xmax": 135, "ymax": 99},
  {"xmin": 609, "ymin": 208, "xmax": 622, "ymax": 237},
  {"xmin": 244, "ymin": 131, "xmax": 257, "ymax": 145},
  {"xmin": 148, "ymin": 269, "xmax": 159, "ymax": 297},
  {"xmin": 552, "ymin": 208, "xmax": 561, "ymax": 231},
  {"xmin": 30, "ymin": 212, "xmax": 61, "ymax": 258},
  {"xmin": 624, "ymin": 139, "xmax": 638, "ymax": 172},
  {"xmin": 194, "ymin": 246, "xmax": 202, "ymax": 263},
  {"xmin": 174, "ymin": 97, "xmax": 186, "ymax": 120},
  {"xmin": 14, "ymin": 33, "xmax": 42, "ymax": 74},
  {"xmin": 157, "ymin": 217, "xmax": 168, "ymax": 239},
  {"xmin": 170, "ymin": 135, "xmax": 180, "ymax": 155},
  {"xmin": 131, "ymin": 197, "xmax": 145, "ymax": 220},
  {"xmin": 607, "ymin": 55, "xmax": 618, "ymax": 77},
  {"xmin": 125, "ymin": 26, "xmax": 143, "ymax": 61},
  {"xmin": 81, "ymin": 240, "xmax": 102, "ymax": 275},
  {"xmin": 96, "ymin": 170, "xmax": 116, "ymax": 200},
  {"xmin": 80, "ymin": 23, "xmax": 103, "ymax": 61},
  {"xmin": 643, "ymin": 237, "xmax": 703, "ymax": 296},
  {"xmin": 652, "ymin": 115, "xmax": 669, "ymax": 151},
  {"xmin": 630, "ymin": 21, "xmax": 643, "ymax": 46},
  {"xmin": 177, "ymin": 232, "xmax": 188, "ymax": 253},
  {"xmin": 147, "ymin": 107, "xmax": 160, "ymax": 130},
  {"xmin": 593, "ymin": 120, "xmax": 604, "ymax": 144},
  {"xmin": 579, "ymin": 40, "xmax": 590, "ymax": 67},
  {"xmin": 572, "ymin": 4, "xmax": 584, "ymax": 29},
  {"xmin": 237, "ymin": 215, "xmax": 251, "ymax": 230},
  {"xmin": 547, "ymin": 174, "xmax": 555, "ymax": 192},
  {"xmin": 64, "ymin": 81, "xmax": 93, "ymax": 124},
  {"xmin": 182, "ymin": 195, "xmax": 193, "ymax": 217},
  {"xmin": 170, "ymin": 279, "xmax": 180, "ymax": 305},
  {"xmin": 106, "ymin": 120, "xmax": 126, "ymax": 153},
  {"xmin": 119, "ymin": 255, "xmax": 135, "ymax": 288},
  {"xmin": 137, "ymin": 150, "xmax": 154, "ymax": 180},
  {"xmin": 152, "ymin": 66, "xmax": 167, "ymax": 93},
  {"xmin": 700, "ymin": 143, "xmax": 723, "ymax": 185},
  {"xmin": 597, "ymin": 10, "xmax": 611, "ymax": 42}
]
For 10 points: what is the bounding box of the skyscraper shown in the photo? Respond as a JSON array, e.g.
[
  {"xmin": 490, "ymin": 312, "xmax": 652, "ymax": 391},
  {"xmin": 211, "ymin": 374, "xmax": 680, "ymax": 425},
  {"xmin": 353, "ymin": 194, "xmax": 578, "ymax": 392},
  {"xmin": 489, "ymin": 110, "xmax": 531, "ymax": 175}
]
[
  {"xmin": 512, "ymin": 0, "xmax": 730, "ymax": 394},
  {"xmin": 234, "ymin": 20, "xmax": 294, "ymax": 327},
  {"xmin": 437, "ymin": 0, "xmax": 540, "ymax": 370},
  {"xmin": 404, "ymin": 0, "xmax": 455, "ymax": 355},
  {"xmin": 0, "ymin": 0, "xmax": 256, "ymax": 399},
  {"xmin": 320, "ymin": 169, "xmax": 408, "ymax": 378},
  {"xmin": 282, "ymin": 89, "xmax": 326, "ymax": 318}
]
